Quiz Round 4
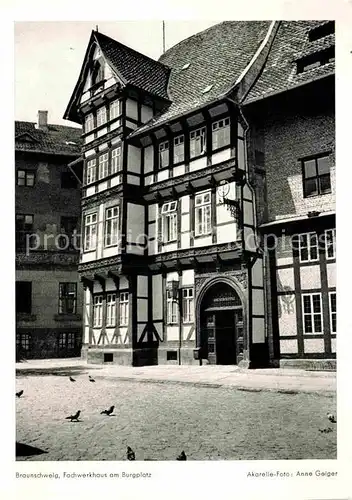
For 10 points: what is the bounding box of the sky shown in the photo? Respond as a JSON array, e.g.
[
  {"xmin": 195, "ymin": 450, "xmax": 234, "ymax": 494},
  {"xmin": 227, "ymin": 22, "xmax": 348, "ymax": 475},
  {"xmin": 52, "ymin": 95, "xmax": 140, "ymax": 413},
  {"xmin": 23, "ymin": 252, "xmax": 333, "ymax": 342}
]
[{"xmin": 14, "ymin": 21, "xmax": 220, "ymax": 128}]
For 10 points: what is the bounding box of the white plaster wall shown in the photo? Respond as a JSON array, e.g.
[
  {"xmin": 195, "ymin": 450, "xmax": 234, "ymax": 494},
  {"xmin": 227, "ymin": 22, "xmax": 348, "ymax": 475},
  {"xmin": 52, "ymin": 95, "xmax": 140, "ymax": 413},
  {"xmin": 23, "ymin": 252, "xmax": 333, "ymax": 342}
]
[
  {"xmin": 300, "ymin": 265, "xmax": 321, "ymax": 290},
  {"xmin": 280, "ymin": 338, "xmax": 298, "ymax": 353},
  {"xmin": 137, "ymin": 276, "xmax": 148, "ymax": 297},
  {"xmin": 189, "ymin": 157, "xmax": 207, "ymax": 172},
  {"xmin": 212, "ymin": 148, "xmax": 231, "ymax": 165},
  {"xmin": 152, "ymin": 274, "xmax": 163, "ymax": 320},
  {"xmin": 304, "ymin": 338, "xmax": 325, "ymax": 353},
  {"xmin": 327, "ymin": 262, "xmax": 336, "ymax": 288},
  {"xmin": 127, "ymin": 145, "xmax": 141, "ymax": 173}
]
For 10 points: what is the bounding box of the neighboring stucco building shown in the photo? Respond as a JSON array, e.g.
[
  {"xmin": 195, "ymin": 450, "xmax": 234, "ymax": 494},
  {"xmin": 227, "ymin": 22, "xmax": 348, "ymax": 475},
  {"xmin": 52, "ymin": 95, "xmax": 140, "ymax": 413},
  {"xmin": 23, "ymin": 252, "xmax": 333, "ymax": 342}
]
[
  {"xmin": 64, "ymin": 20, "xmax": 335, "ymax": 369},
  {"xmin": 15, "ymin": 111, "xmax": 83, "ymax": 359}
]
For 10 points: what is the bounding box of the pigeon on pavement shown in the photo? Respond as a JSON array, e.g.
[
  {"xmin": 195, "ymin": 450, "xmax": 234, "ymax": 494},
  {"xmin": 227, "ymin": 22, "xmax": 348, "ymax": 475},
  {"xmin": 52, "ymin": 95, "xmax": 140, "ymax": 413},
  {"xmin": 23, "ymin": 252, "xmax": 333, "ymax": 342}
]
[
  {"xmin": 100, "ymin": 405, "xmax": 115, "ymax": 416},
  {"xmin": 65, "ymin": 410, "xmax": 81, "ymax": 422},
  {"xmin": 16, "ymin": 390, "xmax": 24, "ymax": 398}
]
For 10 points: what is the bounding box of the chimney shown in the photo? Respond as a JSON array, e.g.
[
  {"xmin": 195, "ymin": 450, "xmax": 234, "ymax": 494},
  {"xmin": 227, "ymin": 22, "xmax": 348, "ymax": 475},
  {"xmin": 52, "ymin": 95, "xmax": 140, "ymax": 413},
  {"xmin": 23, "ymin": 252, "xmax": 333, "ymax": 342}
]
[{"xmin": 36, "ymin": 110, "xmax": 48, "ymax": 131}]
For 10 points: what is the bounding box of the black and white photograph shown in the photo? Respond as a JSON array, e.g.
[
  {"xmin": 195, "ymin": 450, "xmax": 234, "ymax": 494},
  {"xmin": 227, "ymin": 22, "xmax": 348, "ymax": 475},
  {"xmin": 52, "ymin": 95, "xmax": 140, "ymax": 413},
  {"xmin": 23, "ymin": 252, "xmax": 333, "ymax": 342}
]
[{"xmin": 7, "ymin": 5, "xmax": 352, "ymax": 498}]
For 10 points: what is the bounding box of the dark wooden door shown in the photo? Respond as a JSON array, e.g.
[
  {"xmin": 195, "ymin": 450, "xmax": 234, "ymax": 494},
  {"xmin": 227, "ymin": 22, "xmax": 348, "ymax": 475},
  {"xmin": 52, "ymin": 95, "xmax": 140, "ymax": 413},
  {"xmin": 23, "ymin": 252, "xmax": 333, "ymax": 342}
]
[
  {"xmin": 203, "ymin": 312, "xmax": 217, "ymax": 364},
  {"xmin": 215, "ymin": 310, "xmax": 236, "ymax": 364}
]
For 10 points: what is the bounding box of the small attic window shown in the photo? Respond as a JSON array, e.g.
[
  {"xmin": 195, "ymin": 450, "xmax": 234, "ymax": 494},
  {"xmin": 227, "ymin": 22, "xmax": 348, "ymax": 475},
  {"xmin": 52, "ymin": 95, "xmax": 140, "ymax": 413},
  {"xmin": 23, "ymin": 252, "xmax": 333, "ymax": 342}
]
[
  {"xmin": 92, "ymin": 59, "xmax": 105, "ymax": 86},
  {"xmin": 297, "ymin": 46, "xmax": 335, "ymax": 74},
  {"xmin": 202, "ymin": 84, "xmax": 213, "ymax": 94},
  {"xmin": 181, "ymin": 63, "xmax": 190, "ymax": 70},
  {"xmin": 308, "ymin": 21, "xmax": 334, "ymax": 42}
]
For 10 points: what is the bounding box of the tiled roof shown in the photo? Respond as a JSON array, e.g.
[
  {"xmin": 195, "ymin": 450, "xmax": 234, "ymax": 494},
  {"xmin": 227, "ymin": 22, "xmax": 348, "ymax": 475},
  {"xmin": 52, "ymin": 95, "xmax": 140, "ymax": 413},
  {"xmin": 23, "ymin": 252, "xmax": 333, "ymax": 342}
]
[
  {"xmin": 244, "ymin": 21, "xmax": 335, "ymax": 104},
  {"xmin": 15, "ymin": 121, "xmax": 82, "ymax": 156},
  {"xmin": 94, "ymin": 31, "xmax": 170, "ymax": 100},
  {"xmin": 131, "ymin": 21, "xmax": 271, "ymax": 136}
]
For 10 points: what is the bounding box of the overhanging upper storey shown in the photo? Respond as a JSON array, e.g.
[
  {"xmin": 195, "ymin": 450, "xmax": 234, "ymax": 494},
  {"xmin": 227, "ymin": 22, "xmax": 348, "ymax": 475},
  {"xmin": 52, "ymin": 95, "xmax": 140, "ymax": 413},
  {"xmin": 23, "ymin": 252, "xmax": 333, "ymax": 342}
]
[{"xmin": 63, "ymin": 30, "xmax": 171, "ymax": 125}]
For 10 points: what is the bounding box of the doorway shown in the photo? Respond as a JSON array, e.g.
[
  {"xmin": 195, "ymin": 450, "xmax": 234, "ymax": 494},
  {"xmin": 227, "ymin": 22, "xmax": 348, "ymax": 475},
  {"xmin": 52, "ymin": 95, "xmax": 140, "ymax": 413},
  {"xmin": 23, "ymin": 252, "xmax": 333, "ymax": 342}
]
[{"xmin": 199, "ymin": 282, "xmax": 244, "ymax": 365}]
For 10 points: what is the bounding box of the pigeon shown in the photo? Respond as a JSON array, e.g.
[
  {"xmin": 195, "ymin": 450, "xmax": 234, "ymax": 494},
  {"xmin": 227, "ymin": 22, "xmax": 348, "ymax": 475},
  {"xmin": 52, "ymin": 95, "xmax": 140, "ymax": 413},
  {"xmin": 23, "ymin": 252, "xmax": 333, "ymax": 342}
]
[
  {"xmin": 176, "ymin": 451, "xmax": 187, "ymax": 461},
  {"xmin": 16, "ymin": 390, "xmax": 24, "ymax": 398},
  {"xmin": 69, "ymin": 376, "xmax": 76, "ymax": 382},
  {"xmin": 65, "ymin": 410, "xmax": 81, "ymax": 422},
  {"xmin": 319, "ymin": 427, "xmax": 333, "ymax": 433},
  {"xmin": 89, "ymin": 375, "xmax": 95, "ymax": 383},
  {"xmin": 327, "ymin": 413, "xmax": 336, "ymax": 424},
  {"xmin": 100, "ymin": 405, "xmax": 114, "ymax": 416},
  {"xmin": 127, "ymin": 446, "xmax": 135, "ymax": 461}
]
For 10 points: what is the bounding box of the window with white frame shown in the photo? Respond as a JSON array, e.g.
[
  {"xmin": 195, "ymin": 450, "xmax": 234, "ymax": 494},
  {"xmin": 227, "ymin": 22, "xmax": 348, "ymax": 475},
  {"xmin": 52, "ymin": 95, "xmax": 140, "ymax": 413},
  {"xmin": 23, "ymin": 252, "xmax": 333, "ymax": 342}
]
[
  {"xmin": 182, "ymin": 288, "xmax": 194, "ymax": 323},
  {"xmin": 159, "ymin": 141, "xmax": 169, "ymax": 168},
  {"xmin": 212, "ymin": 118, "xmax": 230, "ymax": 150},
  {"xmin": 58, "ymin": 332, "xmax": 76, "ymax": 350},
  {"xmin": 195, "ymin": 191, "xmax": 211, "ymax": 236},
  {"xmin": 109, "ymin": 100, "xmax": 120, "ymax": 121},
  {"xmin": 84, "ymin": 213, "xmax": 97, "ymax": 251},
  {"xmin": 86, "ymin": 159, "xmax": 96, "ymax": 184},
  {"xmin": 329, "ymin": 292, "xmax": 336, "ymax": 333},
  {"xmin": 167, "ymin": 290, "xmax": 178, "ymax": 324},
  {"xmin": 111, "ymin": 147, "xmax": 121, "ymax": 174},
  {"xmin": 106, "ymin": 293, "xmax": 117, "ymax": 327},
  {"xmin": 119, "ymin": 292, "xmax": 129, "ymax": 326},
  {"xmin": 98, "ymin": 153, "xmax": 109, "ymax": 179},
  {"xmin": 190, "ymin": 127, "xmax": 206, "ymax": 158},
  {"xmin": 302, "ymin": 293, "xmax": 323, "ymax": 333},
  {"xmin": 325, "ymin": 229, "xmax": 336, "ymax": 260},
  {"xmin": 93, "ymin": 295, "xmax": 103, "ymax": 327},
  {"xmin": 298, "ymin": 232, "xmax": 318, "ymax": 262},
  {"xmin": 161, "ymin": 201, "xmax": 177, "ymax": 243},
  {"xmin": 85, "ymin": 113, "xmax": 94, "ymax": 133},
  {"xmin": 104, "ymin": 206, "xmax": 119, "ymax": 247},
  {"xmin": 16, "ymin": 333, "xmax": 31, "ymax": 351},
  {"xmin": 174, "ymin": 135, "xmax": 184, "ymax": 163},
  {"xmin": 96, "ymin": 107, "xmax": 107, "ymax": 127}
]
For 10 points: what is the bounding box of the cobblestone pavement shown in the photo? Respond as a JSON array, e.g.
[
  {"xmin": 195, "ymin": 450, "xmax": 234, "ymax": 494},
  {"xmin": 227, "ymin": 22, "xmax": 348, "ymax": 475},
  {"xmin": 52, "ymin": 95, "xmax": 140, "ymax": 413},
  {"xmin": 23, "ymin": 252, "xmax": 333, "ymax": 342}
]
[{"xmin": 16, "ymin": 372, "xmax": 336, "ymax": 461}]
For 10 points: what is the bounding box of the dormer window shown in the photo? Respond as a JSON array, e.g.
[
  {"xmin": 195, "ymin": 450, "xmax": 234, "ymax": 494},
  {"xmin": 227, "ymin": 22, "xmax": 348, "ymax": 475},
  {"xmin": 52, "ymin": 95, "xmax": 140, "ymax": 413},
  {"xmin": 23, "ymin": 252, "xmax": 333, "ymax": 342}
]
[
  {"xmin": 297, "ymin": 46, "xmax": 334, "ymax": 74},
  {"xmin": 308, "ymin": 21, "xmax": 334, "ymax": 42}
]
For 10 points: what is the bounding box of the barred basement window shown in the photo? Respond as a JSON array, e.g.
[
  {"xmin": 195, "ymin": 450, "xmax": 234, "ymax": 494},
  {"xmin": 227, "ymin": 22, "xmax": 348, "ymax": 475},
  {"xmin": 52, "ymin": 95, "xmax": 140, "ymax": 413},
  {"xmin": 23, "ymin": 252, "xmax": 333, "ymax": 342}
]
[
  {"xmin": 212, "ymin": 118, "xmax": 230, "ymax": 150},
  {"xmin": 111, "ymin": 147, "xmax": 121, "ymax": 174},
  {"xmin": 298, "ymin": 232, "xmax": 318, "ymax": 263},
  {"xmin": 302, "ymin": 293, "xmax": 323, "ymax": 334},
  {"xmin": 98, "ymin": 153, "xmax": 109, "ymax": 179},
  {"xmin": 174, "ymin": 135, "xmax": 185, "ymax": 163},
  {"xmin": 325, "ymin": 229, "xmax": 336, "ymax": 260},
  {"xmin": 195, "ymin": 191, "xmax": 211, "ymax": 236},
  {"xmin": 190, "ymin": 127, "xmax": 206, "ymax": 158},
  {"xmin": 86, "ymin": 159, "xmax": 96, "ymax": 184},
  {"xmin": 96, "ymin": 107, "xmax": 107, "ymax": 127},
  {"xmin": 159, "ymin": 141, "xmax": 169, "ymax": 168},
  {"xmin": 109, "ymin": 100, "xmax": 120, "ymax": 121},
  {"xmin": 167, "ymin": 290, "xmax": 178, "ymax": 324},
  {"xmin": 302, "ymin": 155, "xmax": 331, "ymax": 197},
  {"xmin": 84, "ymin": 213, "xmax": 97, "ymax": 251},
  {"xmin": 161, "ymin": 201, "xmax": 177, "ymax": 243},
  {"xmin": 329, "ymin": 292, "xmax": 336, "ymax": 333},
  {"xmin": 106, "ymin": 294, "xmax": 117, "ymax": 327},
  {"xmin": 93, "ymin": 295, "xmax": 103, "ymax": 328},
  {"xmin": 182, "ymin": 288, "xmax": 194, "ymax": 323},
  {"xmin": 17, "ymin": 170, "xmax": 35, "ymax": 187},
  {"xmin": 104, "ymin": 206, "xmax": 119, "ymax": 247},
  {"xmin": 119, "ymin": 292, "xmax": 129, "ymax": 326},
  {"xmin": 85, "ymin": 113, "xmax": 94, "ymax": 133},
  {"xmin": 58, "ymin": 283, "xmax": 77, "ymax": 314}
]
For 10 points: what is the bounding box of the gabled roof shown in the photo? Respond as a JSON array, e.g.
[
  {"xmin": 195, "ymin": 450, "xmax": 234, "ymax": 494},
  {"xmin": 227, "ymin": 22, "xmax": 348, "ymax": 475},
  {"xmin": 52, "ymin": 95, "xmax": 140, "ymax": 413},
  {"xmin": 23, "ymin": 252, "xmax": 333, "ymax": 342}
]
[
  {"xmin": 131, "ymin": 21, "xmax": 272, "ymax": 136},
  {"xmin": 64, "ymin": 30, "xmax": 171, "ymax": 123},
  {"xmin": 244, "ymin": 21, "xmax": 335, "ymax": 105},
  {"xmin": 15, "ymin": 121, "xmax": 82, "ymax": 156}
]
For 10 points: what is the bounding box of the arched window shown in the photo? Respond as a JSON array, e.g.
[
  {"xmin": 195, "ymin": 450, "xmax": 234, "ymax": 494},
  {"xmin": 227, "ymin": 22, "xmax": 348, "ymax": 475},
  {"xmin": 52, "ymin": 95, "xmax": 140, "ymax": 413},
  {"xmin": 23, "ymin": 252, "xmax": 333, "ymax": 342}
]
[{"xmin": 91, "ymin": 59, "xmax": 105, "ymax": 86}]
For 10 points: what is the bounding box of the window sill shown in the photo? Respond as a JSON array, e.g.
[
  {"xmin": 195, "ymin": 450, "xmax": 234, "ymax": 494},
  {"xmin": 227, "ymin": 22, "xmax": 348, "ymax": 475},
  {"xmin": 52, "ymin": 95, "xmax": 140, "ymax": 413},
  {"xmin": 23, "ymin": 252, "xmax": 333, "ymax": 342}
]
[
  {"xmin": 194, "ymin": 233, "xmax": 212, "ymax": 239},
  {"xmin": 303, "ymin": 191, "xmax": 332, "ymax": 199},
  {"xmin": 54, "ymin": 314, "xmax": 81, "ymax": 322}
]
